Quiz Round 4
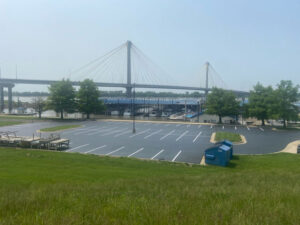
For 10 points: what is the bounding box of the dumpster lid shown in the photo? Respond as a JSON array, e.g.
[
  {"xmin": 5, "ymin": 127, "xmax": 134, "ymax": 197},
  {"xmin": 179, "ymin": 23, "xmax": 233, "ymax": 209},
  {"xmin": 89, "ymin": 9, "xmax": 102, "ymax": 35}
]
[
  {"xmin": 223, "ymin": 140, "xmax": 233, "ymax": 146},
  {"xmin": 219, "ymin": 145, "xmax": 231, "ymax": 151}
]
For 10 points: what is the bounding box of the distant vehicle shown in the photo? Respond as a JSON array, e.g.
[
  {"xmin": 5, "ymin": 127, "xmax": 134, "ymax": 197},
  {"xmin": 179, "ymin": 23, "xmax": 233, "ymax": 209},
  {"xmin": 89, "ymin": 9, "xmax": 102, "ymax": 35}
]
[
  {"xmin": 149, "ymin": 111, "xmax": 158, "ymax": 117},
  {"xmin": 111, "ymin": 111, "xmax": 119, "ymax": 116},
  {"xmin": 169, "ymin": 113, "xmax": 185, "ymax": 120},
  {"xmin": 161, "ymin": 112, "xmax": 168, "ymax": 117},
  {"xmin": 123, "ymin": 110, "xmax": 131, "ymax": 116}
]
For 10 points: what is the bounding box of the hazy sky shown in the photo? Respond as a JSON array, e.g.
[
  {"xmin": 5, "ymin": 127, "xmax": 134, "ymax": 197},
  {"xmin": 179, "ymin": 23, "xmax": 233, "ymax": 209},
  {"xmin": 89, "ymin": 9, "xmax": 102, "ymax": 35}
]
[{"xmin": 0, "ymin": 0, "xmax": 300, "ymax": 92}]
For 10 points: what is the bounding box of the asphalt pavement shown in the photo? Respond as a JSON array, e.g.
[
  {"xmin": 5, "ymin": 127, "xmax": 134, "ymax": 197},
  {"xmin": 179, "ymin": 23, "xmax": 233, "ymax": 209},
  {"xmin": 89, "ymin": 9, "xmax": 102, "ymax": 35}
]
[{"xmin": 1, "ymin": 120, "xmax": 299, "ymax": 164}]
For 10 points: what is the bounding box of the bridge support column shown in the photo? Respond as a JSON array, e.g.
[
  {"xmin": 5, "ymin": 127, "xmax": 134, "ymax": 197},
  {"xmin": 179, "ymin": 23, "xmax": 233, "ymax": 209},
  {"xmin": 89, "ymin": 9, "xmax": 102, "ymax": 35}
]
[
  {"xmin": 126, "ymin": 87, "xmax": 132, "ymax": 97},
  {"xmin": 126, "ymin": 40, "xmax": 132, "ymax": 97},
  {"xmin": 0, "ymin": 86, "xmax": 4, "ymax": 113},
  {"xmin": 8, "ymin": 85, "xmax": 13, "ymax": 114}
]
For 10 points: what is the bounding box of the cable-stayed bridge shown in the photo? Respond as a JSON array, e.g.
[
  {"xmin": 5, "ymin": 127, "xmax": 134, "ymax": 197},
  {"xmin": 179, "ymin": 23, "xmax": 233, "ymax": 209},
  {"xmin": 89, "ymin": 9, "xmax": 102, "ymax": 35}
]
[{"xmin": 0, "ymin": 41, "xmax": 248, "ymax": 113}]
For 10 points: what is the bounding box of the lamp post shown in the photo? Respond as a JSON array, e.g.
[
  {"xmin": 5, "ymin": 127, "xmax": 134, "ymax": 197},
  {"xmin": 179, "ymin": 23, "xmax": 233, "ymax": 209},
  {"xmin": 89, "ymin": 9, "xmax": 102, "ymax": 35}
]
[{"xmin": 132, "ymin": 83, "xmax": 136, "ymax": 133}]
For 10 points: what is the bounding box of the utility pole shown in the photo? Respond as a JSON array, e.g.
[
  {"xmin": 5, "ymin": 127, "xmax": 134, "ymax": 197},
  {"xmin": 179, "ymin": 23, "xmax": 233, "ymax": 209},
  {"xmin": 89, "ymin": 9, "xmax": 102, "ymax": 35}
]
[
  {"xmin": 132, "ymin": 83, "xmax": 136, "ymax": 133},
  {"xmin": 126, "ymin": 41, "xmax": 132, "ymax": 97}
]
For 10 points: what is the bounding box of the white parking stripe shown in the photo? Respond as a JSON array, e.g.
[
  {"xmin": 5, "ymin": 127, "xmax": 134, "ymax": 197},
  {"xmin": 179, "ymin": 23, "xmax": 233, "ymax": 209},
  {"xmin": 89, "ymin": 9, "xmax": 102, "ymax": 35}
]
[
  {"xmin": 128, "ymin": 148, "xmax": 144, "ymax": 157},
  {"xmin": 260, "ymin": 127, "xmax": 264, "ymax": 131},
  {"xmin": 210, "ymin": 125, "xmax": 213, "ymax": 129},
  {"xmin": 74, "ymin": 127, "xmax": 102, "ymax": 135},
  {"xmin": 130, "ymin": 129, "xmax": 151, "ymax": 138},
  {"xmin": 160, "ymin": 130, "xmax": 175, "ymax": 140},
  {"xmin": 84, "ymin": 145, "xmax": 107, "ymax": 154},
  {"xmin": 151, "ymin": 149, "xmax": 164, "ymax": 160},
  {"xmin": 106, "ymin": 146, "xmax": 125, "ymax": 155},
  {"xmin": 87, "ymin": 126, "xmax": 117, "ymax": 136},
  {"xmin": 114, "ymin": 130, "xmax": 132, "ymax": 137},
  {"xmin": 247, "ymin": 126, "xmax": 250, "ymax": 131},
  {"xmin": 176, "ymin": 131, "xmax": 189, "ymax": 142},
  {"xmin": 222, "ymin": 126, "xmax": 224, "ymax": 130},
  {"xmin": 235, "ymin": 126, "xmax": 237, "ymax": 130},
  {"xmin": 144, "ymin": 129, "xmax": 162, "ymax": 139},
  {"xmin": 101, "ymin": 128, "xmax": 128, "ymax": 136},
  {"xmin": 66, "ymin": 144, "xmax": 89, "ymax": 152},
  {"xmin": 63, "ymin": 127, "xmax": 87, "ymax": 134},
  {"xmin": 172, "ymin": 150, "xmax": 182, "ymax": 162},
  {"xmin": 193, "ymin": 131, "xmax": 202, "ymax": 143}
]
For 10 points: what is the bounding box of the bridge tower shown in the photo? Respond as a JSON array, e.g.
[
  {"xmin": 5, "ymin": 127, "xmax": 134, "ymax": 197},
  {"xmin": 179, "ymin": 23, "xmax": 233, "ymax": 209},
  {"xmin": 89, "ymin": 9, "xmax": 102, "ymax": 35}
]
[
  {"xmin": 204, "ymin": 62, "xmax": 209, "ymax": 99},
  {"xmin": 126, "ymin": 40, "xmax": 132, "ymax": 97}
]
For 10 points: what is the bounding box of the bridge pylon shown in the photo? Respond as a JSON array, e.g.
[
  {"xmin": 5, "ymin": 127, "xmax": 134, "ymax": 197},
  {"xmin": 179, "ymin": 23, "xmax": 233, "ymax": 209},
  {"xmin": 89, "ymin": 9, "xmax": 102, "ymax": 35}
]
[
  {"xmin": 126, "ymin": 40, "xmax": 132, "ymax": 97},
  {"xmin": 204, "ymin": 62, "xmax": 209, "ymax": 99}
]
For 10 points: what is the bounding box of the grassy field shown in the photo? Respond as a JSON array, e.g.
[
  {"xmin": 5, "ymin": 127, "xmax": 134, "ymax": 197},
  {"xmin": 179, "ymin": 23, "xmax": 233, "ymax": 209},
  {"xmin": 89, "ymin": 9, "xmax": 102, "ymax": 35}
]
[
  {"xmin": 39, "ymin": 124, "xmax": 82, "ymax": 132},
  {"xmin": 215, "ymin": 131, "xmax": 242, "ymax": 142},
  {"xmin": 0, "ymin": 148, "xmax": 300, "ymax": 224},
  {"xmin": 0, "ymin": 120, "xmax": 24, "ymax": 127}
]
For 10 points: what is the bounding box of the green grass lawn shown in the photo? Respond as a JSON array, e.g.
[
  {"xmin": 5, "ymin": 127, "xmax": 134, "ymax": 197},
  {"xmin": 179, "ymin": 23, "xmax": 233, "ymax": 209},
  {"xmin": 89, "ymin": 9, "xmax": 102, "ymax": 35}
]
[
  {"xmin": 0, "ymin": 120, "xmax": 24, "ymax": 127},
  {"xmin": 215, "ymin": 131, "xmax": 242, "ymax": 142},
  {"xmin": 39, "ymin": 124, "xmax": 82, "ymax": 132},
  {"xmin": 0, "ymin": 148, "xmax": 300, "ymax": 224}
]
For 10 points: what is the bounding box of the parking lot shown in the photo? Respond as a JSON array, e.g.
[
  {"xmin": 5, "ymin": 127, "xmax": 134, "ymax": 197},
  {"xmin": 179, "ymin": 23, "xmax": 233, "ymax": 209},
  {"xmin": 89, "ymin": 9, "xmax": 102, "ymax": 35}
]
[{"xmin": 1, "ymin": 120, "xmax": 300, "ymax": 164}]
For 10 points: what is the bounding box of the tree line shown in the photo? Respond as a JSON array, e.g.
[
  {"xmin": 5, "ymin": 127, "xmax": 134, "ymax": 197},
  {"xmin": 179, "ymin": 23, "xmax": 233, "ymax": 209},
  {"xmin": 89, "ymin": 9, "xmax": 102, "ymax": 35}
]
[
  {"xmin": 205, "ymin": 80, "xmax": 299, "ymax": 127},
  {"xmin": 35, "ymin": 79, "xmax": 105, "ymax": 119}
]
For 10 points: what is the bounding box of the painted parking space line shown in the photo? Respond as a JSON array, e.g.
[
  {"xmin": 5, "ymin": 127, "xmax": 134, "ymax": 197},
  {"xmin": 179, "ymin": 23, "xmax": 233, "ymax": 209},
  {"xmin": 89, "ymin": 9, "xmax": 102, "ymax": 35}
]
[
  {"xmin": 210, "ymin": 125, "xmax": 213, "ymax": 129},
  {"xmin": 235, "ymin": 126, "xmax": 237, "ymax": 130},
  {"xmin": 114, "ymin": 130, "xmax": 132, "ymax": 137},
  {"xmin": 106, "ymin": 146, "xmax": 125, "ymax": 156},
  {"xmin": 87, "ymin": 126, "xmax": 118, "ymax": 136},
  {"xmin": 101, "ymin": 128, "xmax": 128, "ymax": 136},
  {"xmin": 62, "ymin": 127, "xmax": 88, "ymax": 134},
  {"xmin": 193, "ymin": 131, "xmax": 202, "ymax": 143},
  {"xmin": 260, "ymin": 127, "xmax": 264, "ymax": 131},
  {"xmin": 151, "ymin": 149, "xmax": 164, "ymax": 160},
  {"xmin": 66, "ymin": 144, "xmax": 89, "ymax": 152},
  {"xmin": 247, "ymin": 126, "xmax": 250, "ymax": 131},
  {"xmin": 172, "ymin": 150, "xmax": 182, "ymax": 162},
  {"xmin": 130, "ymin": 129, "xmax": 151, "ymax": 138},
  {"xmin": 222, "ymin": 126, "xmax": 225, "ymax": 130},
  {"xmin": 176, "ymin": 130, "xmax": 189, "ymax": 142},
  {"xmin": 74, "ymin": 127, "xmax": 102, "ymax": 135},
  {"xmin": 160, "ymin": 130, "xmax": 175, "ymax": 140},
  {"xmin": 144, "ymin": 129, "xmax": 162, "ymax": 139},
  {"xmin": 84, "ymin": 145, "xmax": 107, "ymax": 154},
  {"xmin": 128, "ymin": 147, "xmax": 144, "ymax": 157}
]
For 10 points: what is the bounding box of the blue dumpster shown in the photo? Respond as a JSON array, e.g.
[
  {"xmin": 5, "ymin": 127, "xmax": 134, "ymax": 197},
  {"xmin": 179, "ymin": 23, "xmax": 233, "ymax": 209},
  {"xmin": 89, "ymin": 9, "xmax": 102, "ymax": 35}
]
[
  {"xmin": 205, "ymin": 144, "xmax": 231, "ymax": 167},
  {"xmin": 215, "ymin": 140, "xmax": 233, "ymax": 159}
]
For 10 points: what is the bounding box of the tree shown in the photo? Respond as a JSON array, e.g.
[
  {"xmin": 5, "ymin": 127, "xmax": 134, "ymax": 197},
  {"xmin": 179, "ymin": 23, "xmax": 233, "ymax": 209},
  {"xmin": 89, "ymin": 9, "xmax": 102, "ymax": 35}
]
[
  {"xmin": 248, "ymin": 83, "xmax": 275, "ymax": 126},
  {"xmin": 205, "ymin": 87, "xmax": 240, "ymax": 123},
  {"xmin": 77, "ymin": 79, "xmax": 105, "ymax": 119},
  {"xmin": 47, "ymin": 79, "xmax": 76, "ymax": 119},
  {"xmin": 273, "ymin": 80, "xmax": 299, "ymax": 127},
  {"xmin": 32, "ymin": 96, "xmax": 46, "ymax": 119}
]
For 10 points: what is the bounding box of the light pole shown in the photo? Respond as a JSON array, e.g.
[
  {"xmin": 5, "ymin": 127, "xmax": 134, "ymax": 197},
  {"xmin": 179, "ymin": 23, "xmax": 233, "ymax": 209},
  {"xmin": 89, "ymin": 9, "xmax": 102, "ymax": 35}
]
[{"xmin": 132, "ymin": 83, "xmax": 136, "ymax": 133}]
